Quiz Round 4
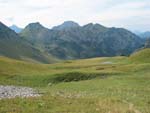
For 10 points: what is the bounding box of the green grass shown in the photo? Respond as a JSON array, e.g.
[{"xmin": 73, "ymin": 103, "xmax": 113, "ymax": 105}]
[
  {"xmin": 0, "ymin": 49, "xmax": 150, "ymax": 113},
  {"xmin": 129, "ymin": 48, "xmax": 150, "ymax": 63}
]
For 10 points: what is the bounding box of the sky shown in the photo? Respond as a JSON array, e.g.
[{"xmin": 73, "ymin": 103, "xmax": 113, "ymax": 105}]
[{"xmin": 0, "ymin": 0, "xmax": 150, "ymax": 32}]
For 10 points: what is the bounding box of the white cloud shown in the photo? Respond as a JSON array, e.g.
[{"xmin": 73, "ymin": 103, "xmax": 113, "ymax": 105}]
[{"xmin": 0, "ymin": 0, "xmax": 150, "ymax": 31}]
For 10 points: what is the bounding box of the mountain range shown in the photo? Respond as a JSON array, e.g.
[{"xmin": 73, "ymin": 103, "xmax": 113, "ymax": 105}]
[
  {"xmin": 0, "ymin": 21, "xmax": 145, "ymax": 63},
  {"xmin": 20, "ymin": 21, "xmax": 143, "ymax": 60}
]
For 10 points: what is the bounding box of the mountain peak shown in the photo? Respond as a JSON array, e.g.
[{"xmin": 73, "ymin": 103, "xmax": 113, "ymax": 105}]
[
  {"xmin": 25, "ymin": 22, "xmax": 43, "ymax": 29},
  {"xmin": 52, "ymin": 21, "xmax": 80, "ymax": 30},
  {"xmin": 83, "ymin": 23, "xmax": 106, "ymax": 28},
  {"xmin": 83, "ymin": 23, "xmax": 107, "ymax": 32},
  {"xmin": 63, "ymin": 21, "xmax": 79, "ymax": 26}
]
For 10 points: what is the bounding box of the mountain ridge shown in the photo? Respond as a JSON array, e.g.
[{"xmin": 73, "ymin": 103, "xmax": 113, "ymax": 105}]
[{"xmin": 20, "ymin": 21, "xmax": 143, "ymax": 59}]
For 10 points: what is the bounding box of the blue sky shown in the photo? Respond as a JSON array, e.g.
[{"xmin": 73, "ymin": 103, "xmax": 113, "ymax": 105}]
[{"xmin": 0, "ymin": 0, "xmax": 150, "ymax": 32}]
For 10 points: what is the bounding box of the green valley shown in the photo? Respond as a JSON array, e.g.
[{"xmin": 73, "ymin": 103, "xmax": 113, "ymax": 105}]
[{"xmin": 0, "ymin": 49, "xmax": 150, "ymax": 113}]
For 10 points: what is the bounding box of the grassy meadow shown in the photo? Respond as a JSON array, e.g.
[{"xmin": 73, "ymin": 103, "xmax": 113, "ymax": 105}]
[{"xmin": 0, "ymin": 49, "xmax": 150, "ymax": 113}]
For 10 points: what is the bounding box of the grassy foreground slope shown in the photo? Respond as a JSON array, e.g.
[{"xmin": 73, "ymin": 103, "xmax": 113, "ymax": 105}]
[
  {"xmin": 130, "ymin": 48, "xmax": 150, "ymax": 63},
  {"xmin": 0, "ymin": 49, "xmax": 150, "ymax": 113}
]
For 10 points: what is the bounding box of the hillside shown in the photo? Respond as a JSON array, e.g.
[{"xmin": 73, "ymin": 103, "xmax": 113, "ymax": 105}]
[
  {"xmin": 0, "ymin": 51, "xmax": 149, "ymax": 112},
  {"xmin": 130, "ymin": 48, "xmax": 150, "ymax": 63},
  {"xmin": 20, "ymin": 21, "xmax": 143, "ymax": 59},
  {"xmin": 20, "ymin": 22, "xmax": 51, "ymax": 50},
  {"xmin": 0, "ymin": 22, "xmax": 58, "ymax": 63}
]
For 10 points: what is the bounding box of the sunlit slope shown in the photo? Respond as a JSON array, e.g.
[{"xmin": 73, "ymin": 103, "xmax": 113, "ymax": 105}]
[
  {"xmin": 0, "ymin": 56, "xmax": 60, "ymax": 86},
  {"xmin": 130, "ymin": 48, "xmax": 150, "ymax": 63},
  {"xmin": 0, "ymin": 55, "xmax": 149, "ymax": 87}
]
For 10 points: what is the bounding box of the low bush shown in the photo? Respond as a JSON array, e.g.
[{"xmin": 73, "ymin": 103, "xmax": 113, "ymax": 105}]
[{"xmin": 50, "ymin": 72, "xmax": 116, "ymax": 83}]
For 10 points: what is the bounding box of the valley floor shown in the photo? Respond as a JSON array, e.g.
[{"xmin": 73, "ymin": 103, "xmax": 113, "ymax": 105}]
[{"xmin": 0, "ymin": 54, "xmax": 150, "ymax": 113}]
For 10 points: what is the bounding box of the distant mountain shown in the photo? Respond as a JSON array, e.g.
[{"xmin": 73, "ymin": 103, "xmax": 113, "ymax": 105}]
[
  {"xmin": 133, "ymin": 31, "xmax": 142, "ymax": 35},
  {"xmin": 139, "ymin": 31, "xmax": 150, "ymax": 39},
  {"xmin": 9, "ymin": 25, "xmax": 22, "ymax": 33},
  {"xmin": 20, "ymin": 21, "xmax": 143, "ymax": 59},
  {"xmin": 0, "ymin": 22, "xmax": 58, "ymax": 63}
]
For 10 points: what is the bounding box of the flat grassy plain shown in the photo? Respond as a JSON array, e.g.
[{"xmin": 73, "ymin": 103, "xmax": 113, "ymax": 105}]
[{"xmin": 0, "ymin": 49, "xmax": 150, "ymax": 113}]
